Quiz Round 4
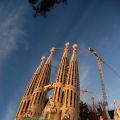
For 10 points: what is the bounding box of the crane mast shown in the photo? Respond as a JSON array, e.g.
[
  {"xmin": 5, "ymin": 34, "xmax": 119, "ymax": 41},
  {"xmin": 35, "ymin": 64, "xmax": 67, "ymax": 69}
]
[
  {"xmin": 96, "ymin": 56, "xmax": 108, "ymax": 108},
  {"xmin": 88, "ymin": 48, "xmax": 108, "ymax": 108},
  {"xmin": 88, "ymin": 48, "xmax": 111, "ymax": 120}
]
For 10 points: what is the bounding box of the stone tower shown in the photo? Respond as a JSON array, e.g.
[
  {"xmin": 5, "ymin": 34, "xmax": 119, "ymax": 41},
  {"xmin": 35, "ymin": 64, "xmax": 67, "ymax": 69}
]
[
  {"xmin": 43, "ymin": 43, "xmax": 80, "ymax": 120},
  {"xmin": 42, "ymin": 42, "xmax": 70, "ymax": 119},
  {"xmin": 27, "ymin": 47, "xmax": 55, "ymax": 117},
  {"xmin": 15, "ymin": 56, "xmax": 45, "ymax": 119},
  {"xmin": 61, "ymin": 44, "xmax": 80, "ymax": 120},
  {"xmin": 15, "ymin": 47, "xmax": 55, "ymax": 120}
]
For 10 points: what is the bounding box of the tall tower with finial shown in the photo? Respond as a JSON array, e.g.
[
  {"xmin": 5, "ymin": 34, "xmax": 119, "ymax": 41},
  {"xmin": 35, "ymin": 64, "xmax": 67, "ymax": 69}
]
[
  {"xmin": 15, "ymin": 56, "xmax": 46, "ymax": 119},
  {"xmin": 52, "ymin": 42, "xmax": 69, "ymax": 104},
  {"xmin": 42, "ymin": 42, "xmax": 70, "ymax": 119},
  {"xmin": 62, "ymin": 44, "xmax": 80, "ymax": 120},
  {"xmin": 27, "ymin": 47, "xmax": 55, "ymax": 117}
]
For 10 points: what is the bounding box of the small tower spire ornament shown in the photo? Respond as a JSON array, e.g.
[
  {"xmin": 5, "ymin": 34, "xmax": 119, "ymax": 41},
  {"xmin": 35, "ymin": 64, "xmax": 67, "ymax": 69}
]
[
  {"xmin": 45, "ymin": 47, "xmax": 55, "ymax": 64},
  {"xmin": 71, "ymin": 43, "xmax": 77, "ymax": 62},
  {"xmin": 35, "ymin": 56, "xmax": 46, "ymax": 74}
]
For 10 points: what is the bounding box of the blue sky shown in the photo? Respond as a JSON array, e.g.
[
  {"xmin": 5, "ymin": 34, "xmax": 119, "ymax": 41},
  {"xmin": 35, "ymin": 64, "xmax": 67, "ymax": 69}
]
[{"xmin": 0, "ymin": 0, "xmax": 120, "ymax": 119}]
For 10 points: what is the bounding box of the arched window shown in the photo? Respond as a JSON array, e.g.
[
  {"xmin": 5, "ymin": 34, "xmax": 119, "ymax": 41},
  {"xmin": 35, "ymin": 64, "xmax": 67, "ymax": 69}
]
[
  {"xmin": 34, "ymin": 92, "xmax": 38, "ymax": 104},
  {"xmin": 70, "ymin": 90, "xmax": 72, "ymax": 106},
  {"xmin": 61, "ymin": 92, "xmax": 64, "ymax": 103},
  {"xmin": 38, "ymin": 92, "xmax": 41, "ymax": 104},
  {"xmin": 31, "ymin": 93, "xmax": 35, "ymax": 105},
  {"xmin": 66, "ymin": 89, "xmax": 69, "ymax": 104},
  {"xmin": 74, "ymin": 93, "xmax": 76, "ymax": 108},
  {"xmin": 58, "ymin": 88, "xmax": 61, "ymax": 101},
  {"xmin": 21, "ymin": 101, "xmax": 26, "ymax": 114},
  {"xmin": 25, "ymin": 100, "xmax": 30, "ymax": 112}
]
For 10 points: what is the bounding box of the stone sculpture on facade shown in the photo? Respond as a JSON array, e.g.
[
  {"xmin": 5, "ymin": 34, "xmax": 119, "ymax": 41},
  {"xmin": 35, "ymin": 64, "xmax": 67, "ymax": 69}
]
[{"xmin": 114, "ymin": 100, "xmax": 120, "ymax": 120}]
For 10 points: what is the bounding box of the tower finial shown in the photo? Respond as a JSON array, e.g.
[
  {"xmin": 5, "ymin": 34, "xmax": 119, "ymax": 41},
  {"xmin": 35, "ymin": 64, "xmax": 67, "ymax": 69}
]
[
  {"xmin": 62, "ymin": 42, "xmax": 69, "ymax": 58},
  {"xmin": 45, "ymin": 47, "xmax": 55, "ymax": 64},
  {"xmin": 70, "ymin": 43, "xmax": 77, "ymax": 61},
  {"xmin": 41, "ymin": 56, "xmax": 46, "ymax": 60},
  {"xmin": 65, "ymin": 42, "xmax": 70, "ymax": 48},
  {"xmin": 72, "ymin": 43, "xmax": 77, "ymax": 51},
  {"xmin": 35, "ymin": 56, "xmax": 46, "ymax": 74},
  {"xmin": 50, "ymin": 47, "xmax": 55, "ymax": 53}
]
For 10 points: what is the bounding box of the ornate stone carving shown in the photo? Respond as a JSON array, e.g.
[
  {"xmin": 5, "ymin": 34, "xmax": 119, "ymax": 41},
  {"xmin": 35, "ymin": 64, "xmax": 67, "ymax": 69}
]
[
  {"xmin": 49, "ymin": 97, "xmax": 57, "ymax": 114},
  {"xmin": 44, "ymin": 83, "xmax": 55, "ymax": 92},
  {"xmin": 61, "ymin": 105, "xmax": 69, "ymax": 120},
  {"xmin": 114, "ymin": 100, "xmax": 120, "ymax": 120}
]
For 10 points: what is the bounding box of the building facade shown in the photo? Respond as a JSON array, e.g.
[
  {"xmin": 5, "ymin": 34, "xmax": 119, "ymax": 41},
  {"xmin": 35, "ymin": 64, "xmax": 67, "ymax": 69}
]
[{"xmin": 15, "ymin": 42, "xmax": 80, "ymax": 120}]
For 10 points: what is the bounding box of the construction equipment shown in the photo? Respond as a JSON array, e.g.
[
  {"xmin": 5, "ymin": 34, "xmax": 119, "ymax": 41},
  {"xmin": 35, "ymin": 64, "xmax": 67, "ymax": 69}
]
[
  {"xmin": 88, "ymin": 48, "xmax": 111, "ymax": 120},
  {"xmin": 81, "ymin": 88, "xmax": 87, "ymax": 103},
  {"xmin": 80, "ymin": 88, "xmax": 102, "ymax": 105},
  {"xmin": 88, "ymin": 48, "xmax": 107, "ymax": 107},
  {"xmin": 91, "ymin": 96, "xmax": 95, "ymax": 112}
]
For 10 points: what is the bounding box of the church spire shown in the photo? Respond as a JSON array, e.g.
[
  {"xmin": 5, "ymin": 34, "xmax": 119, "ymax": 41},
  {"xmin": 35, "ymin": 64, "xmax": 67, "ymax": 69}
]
[
  {"xmin": 55, "ymin": 42, "xmax": 69, "ymax": 83},
  {"xmin": 34, "ymin": 56, "xmax": 46, "ymax": 74},
  {"xmin": 24, "ymin": 56, "xmax": 46, "ymax": 96},
  {"xmin": 62, "ymin": 43, "xmax": 80, "ymax": 120},
  {"xmin": 28, "ymin": 47, "xmax": 55, "ymax": 117},
  {"xmin": 52, "ymin": 42, "xmax": 69, "ymax": 102},
  {"xmin": 15, "ymin": 56, "xmax": 46, "ymax": 119},
  {"xmin": 70, "ymin": 44, "xmax": 77, "ymax": 61},
  {"xmin": 42, "ymin": 42, "xmax": 70, "ymax": 119}
]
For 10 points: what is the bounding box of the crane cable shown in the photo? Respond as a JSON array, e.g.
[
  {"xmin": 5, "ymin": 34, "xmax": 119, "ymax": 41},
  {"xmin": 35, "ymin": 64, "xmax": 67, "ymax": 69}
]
[
  {"xmin": 77, "ymin": 48, "xmax": 120, "ymax": 80},
  {"xmin": 53, "ymin": 48, "xmax": 120, "ymax": 80},
  {"xmin": 80, "ymin": 89, "xmax": 102, "ymax": 95},
  {"xmin": 103, "ymin": 62, "xmax": 120, "ymax": 80}
]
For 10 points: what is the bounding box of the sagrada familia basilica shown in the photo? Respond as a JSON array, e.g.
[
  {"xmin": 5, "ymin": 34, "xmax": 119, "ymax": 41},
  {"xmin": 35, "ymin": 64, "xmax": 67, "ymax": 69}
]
[
  {"xmin": 15, "ymin": 42, "xmax": 80, "ymax": 120},
  {"xmin": 14, "ymin": 42, "xmax": 120, "ymax": 120}
]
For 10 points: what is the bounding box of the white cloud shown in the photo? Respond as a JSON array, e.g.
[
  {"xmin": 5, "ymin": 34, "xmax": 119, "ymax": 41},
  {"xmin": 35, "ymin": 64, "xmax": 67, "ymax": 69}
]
[
  {"xmin": 0, "ymin": 3, "xmax": 29, "ymax": 65},
  {"xmin": 3, "ymin": 100, "xmax": 17, "ymax": 120},
  {"xmin": 79, "ymin": 66, "xmax": 91, "ymax": 89},
  {"xmin": 80, "ymin": 69, "xmax": 89, "ymax": 82},
  {"xmin": 77, "ymin": 42, "xmax": 90, "ymax": 88},
  {"xmin": 0, "ymin": 2, "xmax": 29, "ymax": 120}
]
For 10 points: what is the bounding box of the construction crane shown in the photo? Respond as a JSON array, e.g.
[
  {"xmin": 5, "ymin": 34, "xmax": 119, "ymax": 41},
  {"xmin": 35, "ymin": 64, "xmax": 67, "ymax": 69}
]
[
  {"xmin": 88, "ymin": 48, "xmax": 107, "ymax": 106},
  {"xmin": 91, "ymin": 96, "xmax": 95, "ymax": 112},
  {"xmin": 81, "ymin": 88, "xmax": 87, "ymax": 103},
  {"xmin": 80, "ymin": 88, "xmax": 102, "ymax": 104},
  {"xmin": 88, "ymin": 48, "xmax": 111, "ymax": 120}
]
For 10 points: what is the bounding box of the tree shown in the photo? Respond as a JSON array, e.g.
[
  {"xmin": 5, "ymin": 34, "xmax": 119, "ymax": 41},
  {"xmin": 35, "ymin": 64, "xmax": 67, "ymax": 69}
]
[
  {"xmin": 79, "ymin": 101, "xmax": 109, "ymax": 120},
  {"xmin": 28, "ymin": 0, "xmax": 68, "ymax": 17}
]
